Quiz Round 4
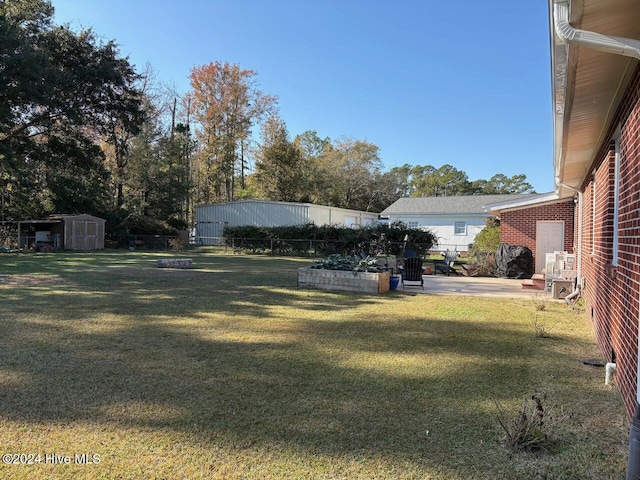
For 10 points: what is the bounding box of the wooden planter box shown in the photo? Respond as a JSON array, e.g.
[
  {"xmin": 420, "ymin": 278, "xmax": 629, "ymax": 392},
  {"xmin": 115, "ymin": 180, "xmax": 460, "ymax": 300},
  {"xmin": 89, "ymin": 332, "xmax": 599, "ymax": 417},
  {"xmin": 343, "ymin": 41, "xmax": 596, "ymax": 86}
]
[{"xmin": 297, "ymin": 268, "xmax": 390, "ymax": 294}]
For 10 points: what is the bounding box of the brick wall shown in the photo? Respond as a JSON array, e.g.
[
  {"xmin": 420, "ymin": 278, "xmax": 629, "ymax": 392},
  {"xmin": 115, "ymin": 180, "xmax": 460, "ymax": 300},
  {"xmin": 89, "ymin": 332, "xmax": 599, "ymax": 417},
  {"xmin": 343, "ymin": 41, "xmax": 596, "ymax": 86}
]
[
  {"xmin": 579, "ymin": 65, "xmax": 640, "ymax": 420},
  {"xmin": 500, "ymin": 201, "xmax": 575, "ymax": 266}
]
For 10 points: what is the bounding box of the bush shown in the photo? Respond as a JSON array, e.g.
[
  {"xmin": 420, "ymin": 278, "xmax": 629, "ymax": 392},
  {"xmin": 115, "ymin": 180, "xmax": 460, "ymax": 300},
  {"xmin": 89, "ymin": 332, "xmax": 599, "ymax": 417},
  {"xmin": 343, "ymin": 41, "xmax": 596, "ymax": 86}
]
[
  {"xmin": 473, "ymin": 217, "xmax": 500, "ymax": 253},
  {"xmin": 222, "ymin": 222, "xmax": 437, "ymax": 256},
  {"xmin": 495, "ymin": 394, "xmax": 572, "ymax": 451}
]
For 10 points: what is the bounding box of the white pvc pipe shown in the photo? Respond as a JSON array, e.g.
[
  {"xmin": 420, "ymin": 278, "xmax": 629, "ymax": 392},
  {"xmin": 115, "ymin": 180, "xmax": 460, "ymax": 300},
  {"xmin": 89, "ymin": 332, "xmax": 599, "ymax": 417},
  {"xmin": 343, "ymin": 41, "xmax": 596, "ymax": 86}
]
[
  {"xmin": 564, "ymin": 287, "xmax": 581, "ymax": 304},
  {"xmin": 605, "ymin": 362, "xmax": 617, "ymax": 385}
]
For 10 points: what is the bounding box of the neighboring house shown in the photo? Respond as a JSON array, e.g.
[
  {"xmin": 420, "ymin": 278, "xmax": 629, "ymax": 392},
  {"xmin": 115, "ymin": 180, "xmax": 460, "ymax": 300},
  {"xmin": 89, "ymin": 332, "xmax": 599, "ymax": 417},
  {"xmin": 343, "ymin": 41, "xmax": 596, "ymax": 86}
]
[
  {"xmin": 381, "ymin": 194, "xmax": 535, "ymax": 252},
  {"xmin": 485, "ymin": 193, "xmax": 575, "ymax": 273},
  {"xmin": 548, "ymin": 0, "xmax": 640, "ymax": 421},
  {"xmin": 194, "ymin": 200, "xmax": 379, "ymax": 245}
]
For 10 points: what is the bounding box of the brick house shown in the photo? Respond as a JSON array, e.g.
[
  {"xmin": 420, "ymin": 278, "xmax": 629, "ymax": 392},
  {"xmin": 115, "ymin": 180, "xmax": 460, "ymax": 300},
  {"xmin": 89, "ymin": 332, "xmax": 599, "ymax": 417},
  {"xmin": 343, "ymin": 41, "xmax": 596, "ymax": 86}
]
[
  {"xmin": 485, "ymin": 193, "xmax": 575, "ymax": 273},
  {"xmin": 545, "ymin": 0, "xmax": 640, "ymax": 421}
]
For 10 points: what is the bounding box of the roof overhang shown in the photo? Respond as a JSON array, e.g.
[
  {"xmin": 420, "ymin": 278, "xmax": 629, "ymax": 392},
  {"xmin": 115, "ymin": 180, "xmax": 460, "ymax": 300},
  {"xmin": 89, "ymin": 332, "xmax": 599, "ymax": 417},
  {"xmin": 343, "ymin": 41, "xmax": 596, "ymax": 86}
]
[
  {"xmin": 484, "ymin": 192, "xmax": 570, "ymax": 216},
  {"xmin": 549, "ymin": 0, "xmax": 640, "ymax": 197},
  {"xmin": 17, "ymin": 219, "xmax": 64, "ymax": 225}
]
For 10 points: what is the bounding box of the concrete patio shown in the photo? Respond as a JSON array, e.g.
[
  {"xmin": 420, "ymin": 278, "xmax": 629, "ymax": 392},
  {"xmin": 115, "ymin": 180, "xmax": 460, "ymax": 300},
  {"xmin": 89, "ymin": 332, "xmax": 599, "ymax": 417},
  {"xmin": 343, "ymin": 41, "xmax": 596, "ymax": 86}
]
[{"xmin": 402, "ymin": 274, "xmax": 552, "ymax": 300}]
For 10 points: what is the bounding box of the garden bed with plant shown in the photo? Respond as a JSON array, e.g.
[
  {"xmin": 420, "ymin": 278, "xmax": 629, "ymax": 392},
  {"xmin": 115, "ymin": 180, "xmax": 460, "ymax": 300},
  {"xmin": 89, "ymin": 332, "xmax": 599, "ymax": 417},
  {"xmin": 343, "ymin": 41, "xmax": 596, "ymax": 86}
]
[{"xmin": 298, "ymin": 253, "xmax": 392, "ymax": 294}]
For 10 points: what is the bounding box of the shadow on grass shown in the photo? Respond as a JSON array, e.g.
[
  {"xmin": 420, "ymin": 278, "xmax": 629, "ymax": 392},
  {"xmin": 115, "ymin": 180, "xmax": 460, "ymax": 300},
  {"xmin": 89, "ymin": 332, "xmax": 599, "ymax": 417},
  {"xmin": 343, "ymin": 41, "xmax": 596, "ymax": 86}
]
[{"xmin": 0, "ymin": 251, "xmax": 628, "ymax": 478}]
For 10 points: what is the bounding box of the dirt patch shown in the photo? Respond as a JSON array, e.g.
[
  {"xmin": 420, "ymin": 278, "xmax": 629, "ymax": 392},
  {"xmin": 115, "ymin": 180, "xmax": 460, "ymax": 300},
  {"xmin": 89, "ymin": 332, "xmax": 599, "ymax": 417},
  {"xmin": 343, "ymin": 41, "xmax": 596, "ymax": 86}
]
[{"xmin": 0, "ymin": 275, "xmax": 64, "ymax": 287}]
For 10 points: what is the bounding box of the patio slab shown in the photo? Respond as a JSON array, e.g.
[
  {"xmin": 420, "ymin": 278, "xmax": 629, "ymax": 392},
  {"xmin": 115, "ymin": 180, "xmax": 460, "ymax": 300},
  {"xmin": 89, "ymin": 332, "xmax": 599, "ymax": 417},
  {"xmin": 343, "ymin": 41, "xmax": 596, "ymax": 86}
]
[{"xmin": 403, "ymin": 274, "xmax": 553, "ymax": 300}]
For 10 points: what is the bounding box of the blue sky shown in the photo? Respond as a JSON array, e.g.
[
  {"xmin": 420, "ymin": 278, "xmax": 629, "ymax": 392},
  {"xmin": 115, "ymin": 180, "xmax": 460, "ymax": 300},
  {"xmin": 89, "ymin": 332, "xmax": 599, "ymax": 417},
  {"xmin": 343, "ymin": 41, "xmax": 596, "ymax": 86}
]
[{"xmin": 52, "ymin": 0, "xmax": 554, "ymax": 193}]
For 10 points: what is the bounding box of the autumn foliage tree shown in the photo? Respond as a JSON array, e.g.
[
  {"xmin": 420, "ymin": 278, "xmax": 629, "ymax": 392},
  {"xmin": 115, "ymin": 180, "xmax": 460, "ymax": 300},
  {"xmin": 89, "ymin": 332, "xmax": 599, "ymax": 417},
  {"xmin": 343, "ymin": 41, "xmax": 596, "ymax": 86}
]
[{"xmin": 188, "ymin": 61, "xmax": 276, "ymax": 203}]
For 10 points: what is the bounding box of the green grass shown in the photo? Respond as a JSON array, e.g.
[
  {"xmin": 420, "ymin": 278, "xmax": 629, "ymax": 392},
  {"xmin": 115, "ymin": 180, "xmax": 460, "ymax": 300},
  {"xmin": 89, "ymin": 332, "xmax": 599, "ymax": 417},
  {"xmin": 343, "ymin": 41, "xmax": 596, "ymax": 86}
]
[{"xmin": 0, "ymin": 250, "xmax": 629, "ymax": 479}]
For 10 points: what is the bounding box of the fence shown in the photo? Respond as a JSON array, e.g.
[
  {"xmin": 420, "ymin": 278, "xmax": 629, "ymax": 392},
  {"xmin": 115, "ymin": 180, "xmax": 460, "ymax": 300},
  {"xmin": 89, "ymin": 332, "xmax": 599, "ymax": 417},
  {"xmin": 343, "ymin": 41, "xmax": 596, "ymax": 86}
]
[
  {"xmin": 106, "ymin": 234, "xmax": 181, "ymax": 251},
  {"xmin": 4, "ymin": 232, "xmax": 482, "ymax": 258}
]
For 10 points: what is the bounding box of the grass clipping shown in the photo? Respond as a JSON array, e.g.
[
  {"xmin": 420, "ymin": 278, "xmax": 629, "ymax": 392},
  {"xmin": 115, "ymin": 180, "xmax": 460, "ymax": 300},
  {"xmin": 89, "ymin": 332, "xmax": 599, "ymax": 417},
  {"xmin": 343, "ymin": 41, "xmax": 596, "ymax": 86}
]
[{"xmin": 495, "ymin": 393, "xmax": 573, "ymax": 452}]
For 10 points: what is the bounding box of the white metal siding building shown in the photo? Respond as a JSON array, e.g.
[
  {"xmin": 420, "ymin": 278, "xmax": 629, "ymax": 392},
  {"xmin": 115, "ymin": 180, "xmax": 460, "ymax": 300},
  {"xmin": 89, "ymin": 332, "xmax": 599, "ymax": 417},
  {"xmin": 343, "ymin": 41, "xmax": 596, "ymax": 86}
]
[{"xmin": 195, "ymin": 200, "xmax": 379, "ymax": 245}]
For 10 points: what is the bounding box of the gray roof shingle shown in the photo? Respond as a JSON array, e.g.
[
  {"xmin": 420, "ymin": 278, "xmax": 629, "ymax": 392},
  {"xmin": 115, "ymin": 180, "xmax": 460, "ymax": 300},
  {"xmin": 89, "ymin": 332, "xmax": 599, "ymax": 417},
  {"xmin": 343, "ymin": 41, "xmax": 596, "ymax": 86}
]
[{"xmin": 381, "ymin": 194, "xmax": 537, "ymax": 215}]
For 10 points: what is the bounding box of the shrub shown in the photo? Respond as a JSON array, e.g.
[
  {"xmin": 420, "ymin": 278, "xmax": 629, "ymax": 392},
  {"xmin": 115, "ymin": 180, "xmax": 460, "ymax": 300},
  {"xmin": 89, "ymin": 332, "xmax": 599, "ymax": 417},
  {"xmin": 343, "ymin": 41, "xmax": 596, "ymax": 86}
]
[
  {"xmin": 472, "ymin": 217, "xmax": 500, "ymax": 253},
  {"xmin": 222, "ymin": 222, "xmax": 437, "ymax": 256},
  {"xmin": 495, "ymin": 394, "xmax": 572, "ymax": 451},
  {"xmin": 531, "ymin": 294, "xmax": 555, "ymax": 337}
]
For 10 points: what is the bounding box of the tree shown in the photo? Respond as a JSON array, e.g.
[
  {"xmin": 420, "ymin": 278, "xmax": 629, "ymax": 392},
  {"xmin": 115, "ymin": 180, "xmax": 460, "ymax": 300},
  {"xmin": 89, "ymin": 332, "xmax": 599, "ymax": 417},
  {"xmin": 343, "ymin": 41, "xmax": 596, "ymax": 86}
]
[
  {"xmin": 292, "ymin": 130, "xmax": 333, "ymax": 203},
  {"xmin": 320, "ymin": 138, "xmax": 383, "ymax": 211},
  {"xmin": 0, "ymin": 0, "xmax": 143, "ymax": 220},
  {"xmin": 365, "ymin": 165, "xmax": 411, "ymax": 211},
  {"xmin": 188, "ymin": 61, "xmax": 277, "ymax": 203},
  {"xmin": 294, "ymin": 130, "xmax": 331, "ymax": 159},
  {"xmin": 409, "ymin": 164, "xmax": 471, "ymax": 196},
  {"xmin": 480, "ymin": 173, "xmax": 535, "ymax": 194},
  {"xmin": 254, "ymin": 115, "xmax": 305, "ymax": 202},
  {"xmin": 121, "ymin": 75, "xmax": 193, "ymax": 229}
]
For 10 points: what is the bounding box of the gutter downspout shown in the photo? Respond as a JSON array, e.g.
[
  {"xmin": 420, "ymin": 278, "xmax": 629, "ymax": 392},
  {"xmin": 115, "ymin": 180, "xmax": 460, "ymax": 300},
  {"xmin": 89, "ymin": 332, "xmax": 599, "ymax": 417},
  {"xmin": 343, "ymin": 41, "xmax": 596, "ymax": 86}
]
[
  {"xmin": 553, "ymin": 1, "xmax": 640, "ymax": 60},
  {"xmin": 552, "ymin": 0, "xmax": 640, "ymax": 193},
  {"xmin": 553, "ymin": 0, "xmax": 640, "ymax": 301}
]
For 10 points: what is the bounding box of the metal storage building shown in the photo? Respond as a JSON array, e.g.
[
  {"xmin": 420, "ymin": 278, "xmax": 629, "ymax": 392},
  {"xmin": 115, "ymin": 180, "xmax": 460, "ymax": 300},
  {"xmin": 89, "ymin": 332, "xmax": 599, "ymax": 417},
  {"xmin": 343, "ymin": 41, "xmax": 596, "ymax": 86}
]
[{"xmin": 194, "ymin": 200, "xmax": 379, "ymax": 245}]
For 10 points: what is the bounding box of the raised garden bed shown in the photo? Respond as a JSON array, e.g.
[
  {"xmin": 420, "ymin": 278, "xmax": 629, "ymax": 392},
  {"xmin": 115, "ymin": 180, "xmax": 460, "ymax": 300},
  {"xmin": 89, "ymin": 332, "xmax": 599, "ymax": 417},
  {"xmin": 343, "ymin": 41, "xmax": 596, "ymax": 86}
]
[{"xmin": 297, "ymin": 268, "xmax": 390, "ymax": 294}]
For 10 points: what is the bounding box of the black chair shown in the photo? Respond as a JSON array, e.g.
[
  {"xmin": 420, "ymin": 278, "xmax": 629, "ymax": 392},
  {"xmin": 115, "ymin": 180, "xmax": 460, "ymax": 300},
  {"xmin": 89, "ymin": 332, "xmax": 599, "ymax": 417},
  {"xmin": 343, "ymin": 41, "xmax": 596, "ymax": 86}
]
[{"xmin": 401, "ymin": 257, "xmax": 424, "ymax": 289}]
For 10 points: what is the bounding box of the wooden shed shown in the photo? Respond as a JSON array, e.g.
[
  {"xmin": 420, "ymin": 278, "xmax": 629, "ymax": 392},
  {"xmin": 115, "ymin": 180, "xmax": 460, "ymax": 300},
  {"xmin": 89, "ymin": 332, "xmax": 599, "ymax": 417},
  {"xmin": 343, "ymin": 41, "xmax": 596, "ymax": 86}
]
[{"xmin": 18, "ymin": 214, "xmax": 106, "ymax": 251}]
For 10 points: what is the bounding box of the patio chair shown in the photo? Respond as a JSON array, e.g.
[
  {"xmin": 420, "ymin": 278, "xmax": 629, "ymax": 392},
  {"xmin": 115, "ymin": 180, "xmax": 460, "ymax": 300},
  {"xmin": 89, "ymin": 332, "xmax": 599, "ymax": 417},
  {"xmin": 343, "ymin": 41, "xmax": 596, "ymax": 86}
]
[
  {"xmin": 434, "ymin": 250, "xmax": 459, "ymax": 276},
  {"xmin": 401, "ymin": 257, "xmax": 424, "ymax": 289}
]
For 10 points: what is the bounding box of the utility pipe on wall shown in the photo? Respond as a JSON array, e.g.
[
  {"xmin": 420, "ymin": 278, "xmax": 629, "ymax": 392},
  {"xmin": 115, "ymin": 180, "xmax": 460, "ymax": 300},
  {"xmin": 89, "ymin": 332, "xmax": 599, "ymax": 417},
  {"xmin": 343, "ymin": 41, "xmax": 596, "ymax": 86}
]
[
  {"xmin": 605, "ymin": 362, "xmax": 617, "ymax": 385},
  {"xmin": 628, "ymin": 404, "xmax": 640, "ymax": 480}
]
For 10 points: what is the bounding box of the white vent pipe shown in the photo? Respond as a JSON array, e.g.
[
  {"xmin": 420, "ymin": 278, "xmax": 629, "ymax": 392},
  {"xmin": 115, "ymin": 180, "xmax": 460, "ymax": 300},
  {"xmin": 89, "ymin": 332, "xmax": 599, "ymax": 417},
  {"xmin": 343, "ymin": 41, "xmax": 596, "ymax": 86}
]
[
  {"xmin": 554, "ymin": 1, "xmax": 640, "ymax": 60},
  {"xmin": 605, "ymin": 362, "xmax": 617, "ymax": 385}
]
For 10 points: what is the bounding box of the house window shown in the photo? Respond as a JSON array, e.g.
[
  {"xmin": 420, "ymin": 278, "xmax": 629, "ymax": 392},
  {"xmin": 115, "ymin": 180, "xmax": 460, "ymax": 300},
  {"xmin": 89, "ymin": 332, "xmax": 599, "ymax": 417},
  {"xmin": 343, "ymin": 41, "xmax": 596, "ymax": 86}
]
[
  {"xmin": 406, "ymin": 221, "xmax": 419, "ymax": 229},
  {"xmin": 612, "ymin": 136, "xmax": 621, "ymax": 266},
  {"xmin": 344, "ymin": 216, "xmax": 357, "ymax": 228},
  {"xmin": 454, "ymin": 221, "xmax": 466, "ymax": 235}
]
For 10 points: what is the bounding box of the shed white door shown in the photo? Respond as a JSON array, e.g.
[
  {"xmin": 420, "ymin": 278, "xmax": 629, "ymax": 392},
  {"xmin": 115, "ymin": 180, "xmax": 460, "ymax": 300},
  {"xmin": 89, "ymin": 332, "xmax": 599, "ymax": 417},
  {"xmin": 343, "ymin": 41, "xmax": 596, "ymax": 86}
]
[
  {"xmin": 73, "ymin": 221, "xmax": 97, "ymax": 250},
  {"xmin": 535, "ymin": 221, "xmax": 564, "ymax": 273}
]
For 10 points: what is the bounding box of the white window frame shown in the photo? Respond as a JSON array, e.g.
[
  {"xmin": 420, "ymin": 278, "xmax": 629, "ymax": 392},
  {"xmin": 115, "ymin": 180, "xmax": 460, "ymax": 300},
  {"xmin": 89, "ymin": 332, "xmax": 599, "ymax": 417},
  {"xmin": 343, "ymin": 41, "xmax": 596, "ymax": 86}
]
[
  {"xmin": 406, "ymin": 221, "xmax": 419, "ymax": 229},
  {"xmin": 454, "ymin": 221, "xmax": 466, "ymax": 236}
]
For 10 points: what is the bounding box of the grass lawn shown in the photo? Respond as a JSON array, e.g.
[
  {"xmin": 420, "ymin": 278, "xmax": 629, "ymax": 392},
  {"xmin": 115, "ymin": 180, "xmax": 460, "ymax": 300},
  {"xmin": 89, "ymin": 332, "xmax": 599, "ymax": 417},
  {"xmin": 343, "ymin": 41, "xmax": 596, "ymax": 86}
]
[{"xmin": 0, "ymin": 250, "xmax": 629, "ymax": 479}]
